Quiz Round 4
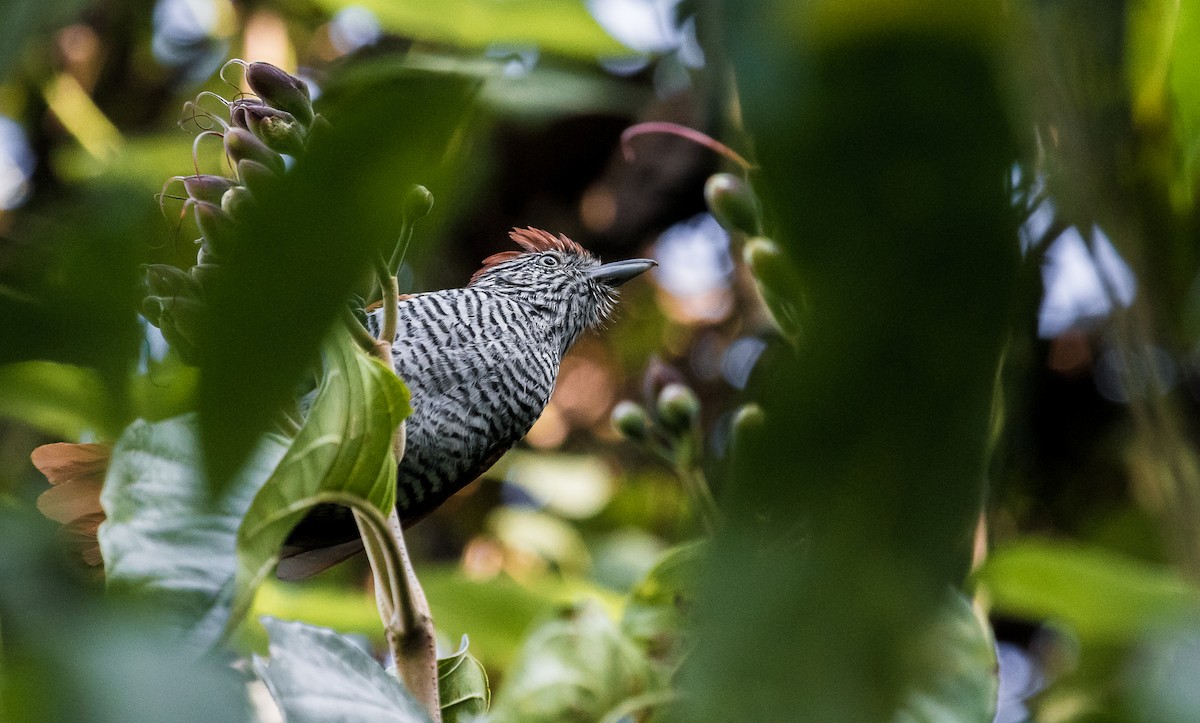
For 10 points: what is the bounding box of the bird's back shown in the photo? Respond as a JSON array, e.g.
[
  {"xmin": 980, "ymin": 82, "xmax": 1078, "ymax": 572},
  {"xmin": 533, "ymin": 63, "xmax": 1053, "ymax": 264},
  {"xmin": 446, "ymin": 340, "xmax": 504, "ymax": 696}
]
[{"xmin": 384, "ymin": 287, "xmax": 560, "ymax": 520}]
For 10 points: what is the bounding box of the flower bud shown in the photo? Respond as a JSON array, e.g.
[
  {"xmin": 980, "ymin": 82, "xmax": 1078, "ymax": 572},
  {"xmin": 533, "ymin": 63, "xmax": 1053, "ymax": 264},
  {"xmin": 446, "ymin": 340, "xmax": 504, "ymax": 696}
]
[
  {"xmin": 220, "ymin": 185, "xmax": 252, "ymax": 218},
  {"xmin": 237, "ymin": 158, "xmax": 276, "ymax": 190},
  {"xmin": 611, "ymin": 400, "xmax": 649, "ymax": 441},
  {"xmin": 744, "ymin": 237, "xmax": 803, "ymax": 342},
  {"xmin": 705, "ymin": 173, "xmax": 761, "ymax": 236},
  {"xmin": 196, "ymin": 242, "xmax": 223, "ymax": 266},
  {"xmin": 230, "ymin": 98, "xmax": 265, "ymax": 130},
  {"xmin": 159, "ymin": 296, "xmax": 207, "ymax": 347},
  {"xmin": 403, "ymin": 185, "xmax": 435, "ymax": 222},
  {"xmin": 656, "ymin": 383, "xmax": 700, "ymax": 433},
  {"xmin": 193, "ymin": 201, "xmax": 236, "ymax": 252},
  {"xmin": 144, "ymin": 264, "xmax": 197, "ymax": 298},
  {"xmin": 224, "ymin": 127, "xmax": 285, "ymax": 175},
  {"xmin": 141, "ymin": 296, "xmax": 165, "ymax": 326},
  {"xmin": 245, "ymin": 62, "xmax": 314, "ymax": 127},
  {"xmin": 181, "ymin": 174, "xmax": 235, "ymax": 205},
  {"xmin": 243, "ymin": 105, "xmax": 306, "ymax": 156},
  {"xmin": 189, "ymin": 263, "xmax": 221, "ymax": 288}
]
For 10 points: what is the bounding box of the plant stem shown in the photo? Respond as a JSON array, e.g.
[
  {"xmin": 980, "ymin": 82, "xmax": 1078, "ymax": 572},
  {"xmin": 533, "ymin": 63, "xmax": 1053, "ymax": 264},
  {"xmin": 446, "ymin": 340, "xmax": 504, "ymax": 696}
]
[
  {"xmin": 343, "ymin": 306, "xmax": 377, "ymax": 352},
  {"xmin": 374, "ymin": 253, "xmax": 399, "ymax": 345}
]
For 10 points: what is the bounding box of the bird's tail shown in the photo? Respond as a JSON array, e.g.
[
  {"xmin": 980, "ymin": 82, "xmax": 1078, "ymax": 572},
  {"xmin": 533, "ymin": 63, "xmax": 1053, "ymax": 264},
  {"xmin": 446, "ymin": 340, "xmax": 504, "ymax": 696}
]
[{"xmin": 32, "ymin": 442, "xmax": 110, "ymax": 569}]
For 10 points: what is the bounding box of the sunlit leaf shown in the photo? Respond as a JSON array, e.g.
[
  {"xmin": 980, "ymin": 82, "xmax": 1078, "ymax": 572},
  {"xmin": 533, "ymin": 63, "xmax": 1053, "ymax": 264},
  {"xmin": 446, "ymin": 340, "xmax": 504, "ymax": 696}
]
[
  {"xmin": 216, "ymin": 327, "xmax": 409, "ymax": 640},
  {"xmin": 894, "ymin": 592, "xmax": 998, "ymax": 722},
  {"xmin": 313, "ymin": 0, "xmax": 629, "ymax": 60},
  {"xmin": 621, "ymin": 541, "xmax": 704, "ymax": 675},
  {"xmin": 98, "ymin": 413, "xmax": 288, "ymax": 632},
  {"xmin": 197, "ymin": 69, "xmax": 476, "ymax": 492},
  {"xmin": 438, "ymin": 635, "xmax": 490, "ymax": 722},
  {"xmin": 0, "ymin": 361, "xmax": 121, "ymax": 440},
  {"xmin": 977, "ymin": 540, "xmax": 1200, "ymax": 643},
  {"xmin": 489, "ymin": 599, "xmax": 656, "ymax": 723},
  {"xmin": 255, "ymin": 617, "xmax": 430, "ymax": 723}
]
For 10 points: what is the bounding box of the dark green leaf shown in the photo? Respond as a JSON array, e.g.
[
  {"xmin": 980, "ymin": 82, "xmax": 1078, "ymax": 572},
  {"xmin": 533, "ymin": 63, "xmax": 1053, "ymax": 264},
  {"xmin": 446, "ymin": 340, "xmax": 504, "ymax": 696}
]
[
  {"xmin": 255, "ymin": 617, "xmax": 431, "ymax": 723},
  {"xmin": 197, "ymin": 69, "xmax": 476, "ymax": 492},
  {"xmin": 99, "ymin": 414, "xmax": 288, "ymax": 631},
  {"xmin": 976, "ymin": 540, "xmax": 1200, "ymax": 643},
  {"xmin": 438, "ymin": 635, "xmax": 490, "ymax": 722},
  {"xmin": 218, "ymin": 327, "xmax": 409, "ymax": 639}
]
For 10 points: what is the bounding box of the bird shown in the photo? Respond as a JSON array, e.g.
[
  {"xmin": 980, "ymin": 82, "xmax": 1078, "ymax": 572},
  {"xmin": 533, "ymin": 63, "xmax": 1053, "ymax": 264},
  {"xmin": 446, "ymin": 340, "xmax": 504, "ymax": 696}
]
[{"xmin": 276, "ymin": 227, "xmax": 656, "ymax": 579}]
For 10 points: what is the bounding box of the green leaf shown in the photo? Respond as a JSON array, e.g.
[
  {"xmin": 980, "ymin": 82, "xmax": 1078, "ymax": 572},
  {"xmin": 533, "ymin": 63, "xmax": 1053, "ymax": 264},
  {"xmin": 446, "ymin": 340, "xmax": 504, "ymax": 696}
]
[
  {"xmin": 313, "ymin": 0, "xmax": 630, "ymax": 60},
  {"xmin": 489, "ymin": 599, "xmax": 655, "ymax": 723},
  {"xmin": 438, "ymin": 635, "xmax": 490, "ymax": 722},
  {"xmin": 894, "ymin": 592, "xmax": 998, "ymax": 723},
  {"xmin": 976, "ymin": 540, "xmax": 1200, "ymax": 643},
  {"xmin": 255, "ymin": 617, "xmax": 431, "ymax": 723},
  {"xmin": 620, "ymin": 541, "xmax": 705, "ymax": 675},
  {"xmin": 98, "ymin": 414, "xmax": 289, "ymax": 631},
  {"xmin": 0, "ymin": 361, "xmax": 121, "ymax": 440},
  {"xmin": 220, "ymin": 327, "xmax": 410, "ymax": 639},
  {"xmin": 197, "ymin": 68, "xmax": 476, "ymax": 492}
]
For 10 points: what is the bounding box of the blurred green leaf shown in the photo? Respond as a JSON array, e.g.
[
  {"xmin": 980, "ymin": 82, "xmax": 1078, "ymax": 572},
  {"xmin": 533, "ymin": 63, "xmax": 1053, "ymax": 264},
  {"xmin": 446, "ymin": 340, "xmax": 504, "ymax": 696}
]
[
  {"xmin": 0, "ymin": 361, "xmax": 121, "ymax": 440},
  {"xmin": 489, "ymin": 599, "xmax": 656, "ymax": 723},
  {"xmin": 894, "ymin": 592, "xmax": 998, "ymax": 722},
  {"xmin": 98, "ymin": 413, "xmax": 288, "ymax": 632},
  {"xmin": 197, "ymin": 69, "xmax": 476, "ymax": 492},
  {"xmin": 219, "ymin": 327, "xmax": 409, "ymax": 640},
  {"xmin": 620, "ymin": 541, "xmax": 704, "ymax": 675},
  {"xmin": 438, "ymin": 635, "xmax": 490, "ymax": 722},
  {"xmin": 254, "ymin": 617, "xmax": 431, "ymax": 723},
  {"xmin": 0, "ymin": 0, "xmax": 87, "ymax": 81},
  {"xmin": 314, "ymin": 0, "xmax": 629, "ymax": 60},
  {"xmin": 0, "ymin": 509, "xmax": 250, "ymax": 723},
  {"xmin": 976, "ymin": 540, "xmax": 1200, "ymax": 643}
]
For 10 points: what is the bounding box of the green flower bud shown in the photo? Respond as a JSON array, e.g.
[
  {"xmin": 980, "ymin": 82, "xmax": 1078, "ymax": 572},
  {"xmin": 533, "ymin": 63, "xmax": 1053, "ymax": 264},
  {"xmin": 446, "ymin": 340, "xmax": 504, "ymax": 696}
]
[
  {"xmin": 159, "ymin": 296, "xmax": 207, "ymax": 348},
  {"xmin": 705, "ymin": 173, "xmax": 761, "ymax": 236},
  {"xmin": 224, "ymin": 127, "xmax": 284, "ymax": 175},
  {"xmin": 196, "ymin": 243, "xmax": 223, "ymax": 267},
  {"xmin": 246, "ymin": 62, "xmax": 314, "ymax": 127},
  {"xmin": 181, "ymin": 174, "xmax": 235, "ymax": 205},
  {"xmin": 143, "ymin": 264, "xmax": 197, "ymax": 298},
  {"xmin": 220, "ymin": 185, "xmax": 252, "ymax": 218},
  {"xmin": 237, "ymin": 158, "xmax": 276, "ymax": 191},
  {"xmin": 141, "ymin": 296, "xmax": 165, "ymax": 326},
  {"xmin": 193, "ymin": 201, "xmax": 236, "ymax": 252},
  {"xmin": 611, "ymin": 400, "xmax": 650, "ymax": 441},
  {"xmin": 189, "ymin": 263, "xmax": 220, "ymax": 288},
  {"xmin": 744, "ymin": 237, "xmax": 803, "ymax": 342},
  {"xmin": 657, "ymin": 383, "xmax": 700, "ymax": 433},
  {"xmin": 403, "ymin": 185, "xmax": 435, "ymax": 222}
]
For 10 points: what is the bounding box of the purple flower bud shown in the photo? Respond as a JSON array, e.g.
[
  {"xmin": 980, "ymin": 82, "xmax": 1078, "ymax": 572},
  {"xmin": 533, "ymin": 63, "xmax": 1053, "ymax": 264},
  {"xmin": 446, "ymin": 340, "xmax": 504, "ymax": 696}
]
[
  {"xmin": 230, "ymin": 98, "xmax": 265, "ymax": 130},
  {"xmin": 224, "ymin": 127, "xmax": 284, "ymax": 175},
  {"xmin": 245, "ymin": 62, "xmax": 314, "ymax": 126},
  {"xmin": 181, "ymin": 174, "xmax": 236, "ymax": 205}
]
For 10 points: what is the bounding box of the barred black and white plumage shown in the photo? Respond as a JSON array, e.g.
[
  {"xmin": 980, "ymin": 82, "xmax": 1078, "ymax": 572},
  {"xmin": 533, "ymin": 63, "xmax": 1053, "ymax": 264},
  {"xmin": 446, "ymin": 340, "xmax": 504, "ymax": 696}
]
[{"xmin": 278, "ymin": 228, "xmax": 656, "ymax": 579}]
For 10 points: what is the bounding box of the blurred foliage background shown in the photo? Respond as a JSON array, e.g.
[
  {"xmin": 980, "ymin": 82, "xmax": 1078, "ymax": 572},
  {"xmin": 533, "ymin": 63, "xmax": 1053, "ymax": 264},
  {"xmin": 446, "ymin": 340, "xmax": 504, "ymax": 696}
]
[{"xmin": 4, "ymin": 0, "xmax": 1200, "ymax": 720}]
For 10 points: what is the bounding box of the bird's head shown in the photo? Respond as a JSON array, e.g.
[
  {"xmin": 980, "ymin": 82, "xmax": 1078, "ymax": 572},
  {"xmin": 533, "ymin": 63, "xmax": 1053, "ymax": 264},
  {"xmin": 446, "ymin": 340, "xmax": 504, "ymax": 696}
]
[{"xmin": 469, "ymin": 227, "xmax": 656, "ymax": 348}]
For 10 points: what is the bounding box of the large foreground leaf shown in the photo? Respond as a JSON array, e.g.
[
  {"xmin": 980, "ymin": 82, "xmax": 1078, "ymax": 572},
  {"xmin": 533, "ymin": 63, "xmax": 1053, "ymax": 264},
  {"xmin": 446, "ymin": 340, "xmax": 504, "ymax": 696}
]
[
  {"xmin": 220, "ymin": 327, "xmax": 410, "ymax": 638},
  {"xmin": 99, "ymin": 414, "xmax": 288, "ymax": 631},
  {"xmin": 198, "ymin": 69, "xmax": 476, "ymax": 493},
  {"xmin": 255, "ymin": 617, "xmax": 430, "ymax": 723}
]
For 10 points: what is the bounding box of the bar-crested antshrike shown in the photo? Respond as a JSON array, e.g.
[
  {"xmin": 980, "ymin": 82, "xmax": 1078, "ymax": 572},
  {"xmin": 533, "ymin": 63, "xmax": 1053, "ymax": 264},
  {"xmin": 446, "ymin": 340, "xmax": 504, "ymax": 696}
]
[{"xmin": 277, "ymin": 228, "xmax": 656, "ymax": 579}]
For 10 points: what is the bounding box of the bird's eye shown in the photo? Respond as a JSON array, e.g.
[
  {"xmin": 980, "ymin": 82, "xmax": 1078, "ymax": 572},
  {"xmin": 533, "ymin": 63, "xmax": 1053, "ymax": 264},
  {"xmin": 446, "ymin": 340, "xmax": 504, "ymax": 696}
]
[{"xmin": 538, "ymin": 254, "xmax": 560, "ymax": 268}]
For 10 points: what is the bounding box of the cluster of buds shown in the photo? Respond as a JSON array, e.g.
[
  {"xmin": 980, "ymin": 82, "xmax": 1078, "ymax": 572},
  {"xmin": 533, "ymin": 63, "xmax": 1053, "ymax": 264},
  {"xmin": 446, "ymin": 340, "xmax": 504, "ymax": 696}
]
[
  {"xmin": 611, "ymin": 362, "xmax": 719, "ymax": 533},
  {"xmin": 704, "ymin": 171, "xmax": 802, "ymax": 346},
  {"xmin": 143, "ymin": 61, "xmax": 320, "ymax": 363}
]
